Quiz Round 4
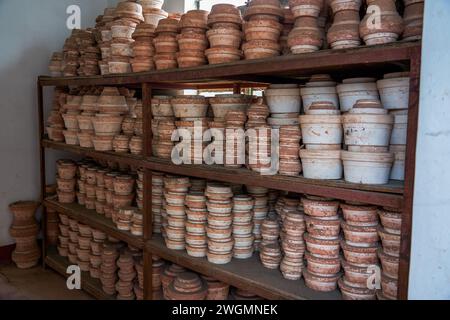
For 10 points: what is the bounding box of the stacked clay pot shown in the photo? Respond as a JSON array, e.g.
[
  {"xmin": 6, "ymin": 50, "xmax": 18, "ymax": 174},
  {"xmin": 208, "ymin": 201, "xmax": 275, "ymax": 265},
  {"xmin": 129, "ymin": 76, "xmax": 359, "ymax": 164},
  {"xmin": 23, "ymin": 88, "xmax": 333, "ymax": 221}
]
[
  {"xmin": 299, "ymin": 101, "xmax": 343, "ymax": 180},
  {"xmin": 134, "ymin": 258, "xmax": 144, "ymax": 300},
  {"xmin": 339, "ymin": 202, "xmax": 380, "ymax": 299},
  {"xmin": 131, "ymin": 23, "xmax": 156, "ymax": 72},
  {"xmin": 112, "ymin": 174, "xmax": 136, "ymax": 227},
  {"xmin": 66, "ymin": 218, "xmax": 79, "ymax": 265},
  {"xmin": 185, "ymin": 188, "xmax": 208, "ymax": 258},
  {"xmin": 130, "ymin": 209, "xmax": 143, "ymax": 238},
  {"xmin": 89, "ymin": 228, "xmax": 107, "ymax": 279},
  {"xmin": 224, "ymin": 110, "xmax": 247, "ymax": 168},
  {"xmin": 360, "ymin": 0, "xmax": 404, "ymax": 45},
  {"xmin": 49, "ymin": 52, "xmax": 63, "ymax": 76},
  {"xmin": 247, "ymin": 186, "xmax": 270, "ymax": 251},
  {"xmin": 57, "ymin": 214, "xmax": 70, "ymax": 258},
  {"xmin": 62, "ymin": 30, "xmax": 80, "ymax": 76},
  {"xmin": 336, "ymin": 77, "xmax": 380, "ymax": 113},
  {"xmin": 166, "ymin": 272, "xmax": 208, "ymax": 300},
  {"xmin": 402, "ymin": 0, "xmax": 424, "ymax": 41},
  {"xmin": 300, "ymin": 74, "xmax": 339, "ymax": 112},
  {"xmin": 151, "ymin": 172, "xmax": 164, "ymax": 234},
  {"xmin": 287, "ymin": 0, "xmax": 324, "ymax": 54},
  {"xmin": 327, "ymin": 0, "xmax": 362, "ymax": 49},
  {"xmin": 206, "ymin": 183, "xmax": 234, "ymax": 264},
  {"xmin": 76, "ymin": 223, "xmax": 92, "ymax": 272},
  {"xmin": 116, "ymin": 250, "xmax": 137, "ymax": 300},
  {"xmin": 377, "ymin": 207, "xmax": 402, "ymax": 300},
  {"xmin": 152, "ymin": 96, "xmax": 176, "ymax": 159},
  {"xmin": 115, "ymin": 207, "xmax": 136, "ymax": 232},
  {"xmin": 9, "ymin": 201, "xmax": 41, "ymax": 269},
  {"xmin": 78, "ymin": 30, "xmax": 100, "ymax": 76},
  {"xmin": 150, "ymin": 256, "xmax": 165, "ymax": 299},
  {"xmin": 153, "ymin": 18, "xmax": 179, "ymax": 70},
  {"xmin": 260, "ymin": 215, "xmax": 281, "ymax": 270},
  {"xmin": 100, "ymin": 244, "xmax": 120, "ymax": 296},
  {"xmin": 203, "ymin": 276, "xmax": 230, "ymax": 300},
  {"xmin": 279, "ymin": 125, "xmax": 302, "ymax": 176},
  {"xmin": 206, "ymin": 4, "xmax": 243, "ymax": 64},
  {"xmin": 93, "ymin": 87, "xmax": 128, "ymax": 152},
  {"xmin": 177, "ymin": 10, "xmax": 209, "ymax": 68},
  {"xmin": 302, "ymin": 196, "xmax": 341, "ymax": 292},
  {"xmin": 280, "ymin": 198, "xmax": 305, "ymax": 280},
  {"xmin": 164, "ymin": 176, "xmax": 190, "ymax": 250},
  {"xmin": 247, "ymin": 126, "xmax": 273, "ymax": 174},
  {"xmin": 129, "ymin": 98, "xmax": 144, "ymax": 155},
  {"xmin": 98, "ymin": 8, "xmax": 116, "ymax": 75},
  {"xmin": 140, "ymin": 0, "xmax": 168, "ymax": 27},
  {"xmin": 77, "ymin": 88, "xmax": 100, "ymax": 149},
  {"xmin": 246, "ymin": 97, "xmax": 270, "ymax": 129},
  {"xmin": 242, "ymin": 0, "xmax": 284, "ymax": 60},
  {"xmin": 161, "ymin": 263, "xmax": 187, "ymax": 299},
  {"xmin": 232, "ymin": 195, "xmax": 255, "ymax": 260},
  {"xmin": 342, "ymin": 99, "xmax": 394, "ymax": 185},
  {"xmin": 46, "ymin": 87, "xmax": 66, "ymax": 143},
  {"xmin": 57, "ymin": 159, "xmax": 77, "ymax": 204},
  {"xmin": 62, "ymin": 94, "xmax": 82, "ymax": 146}
]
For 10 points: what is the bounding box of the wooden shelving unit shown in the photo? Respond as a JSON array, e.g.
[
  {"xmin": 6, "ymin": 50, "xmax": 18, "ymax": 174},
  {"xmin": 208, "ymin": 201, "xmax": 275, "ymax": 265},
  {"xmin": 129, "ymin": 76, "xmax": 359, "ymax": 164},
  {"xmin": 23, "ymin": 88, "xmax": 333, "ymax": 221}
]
[{"xmin": 38, "ymin": 41, "xmax": 422, "ymax": 300}]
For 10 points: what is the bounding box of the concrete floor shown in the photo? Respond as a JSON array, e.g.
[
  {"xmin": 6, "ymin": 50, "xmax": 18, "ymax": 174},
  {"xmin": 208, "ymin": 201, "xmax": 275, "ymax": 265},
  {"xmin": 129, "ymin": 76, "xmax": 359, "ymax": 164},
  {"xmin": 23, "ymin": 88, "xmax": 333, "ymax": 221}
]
[{"xmin": 0, "ymin": 263, "xmax": 93, "ymax": 300}]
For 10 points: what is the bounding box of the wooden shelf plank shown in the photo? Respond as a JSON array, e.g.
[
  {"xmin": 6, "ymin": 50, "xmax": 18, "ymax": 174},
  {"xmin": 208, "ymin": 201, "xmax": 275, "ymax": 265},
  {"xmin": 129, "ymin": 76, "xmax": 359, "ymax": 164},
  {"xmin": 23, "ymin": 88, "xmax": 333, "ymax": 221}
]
[
  {"xmin": 38, "ymin": 42, "xmax": 420, "ymax": 87},
  {"xmin": 44, "ymin": 198, "xmax": 144, "ymax": 249},
  {"xmin": 45, "ymin": 246, "xmax": 115, "ymax": 300},
  {"xmin": 147, "ymin": 235, "xmax": 341, "ymax": 300}
]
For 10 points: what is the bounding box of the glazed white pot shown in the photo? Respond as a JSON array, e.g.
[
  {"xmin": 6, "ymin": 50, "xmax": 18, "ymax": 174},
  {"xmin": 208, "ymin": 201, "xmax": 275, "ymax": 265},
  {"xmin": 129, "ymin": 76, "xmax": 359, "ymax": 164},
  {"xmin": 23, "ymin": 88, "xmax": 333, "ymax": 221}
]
[
  {"xmin": 390, "ymin": 145, "xmax": 405, "ymax": 181},
  {"xmin": 265, "ymin": 85, "xmax": 301, "ymax": 114},
  {"xmin": 300, "ymin": 86, "xmax": 339, "ymax": 112},
  {"xmin": 377, "ymin": 77, "xmax": 410, "ymax": 110},
  {"xmin": 341, "ymin": 151, "xmax": 394, "ymax": 184},
  {"xmin": 336, "ymin": 80, "xmax": 379, "ymax": 112},
  {"xmin": 300, "ymin": 113, "xmax": 342, "ymax": 146},
  {"xmin": 300, "ymin": 149, "xmax": 343, "ymax": 180},
  {"xmin": 390, "ymin": 113, "xmax": 408, "ymax": 145}
]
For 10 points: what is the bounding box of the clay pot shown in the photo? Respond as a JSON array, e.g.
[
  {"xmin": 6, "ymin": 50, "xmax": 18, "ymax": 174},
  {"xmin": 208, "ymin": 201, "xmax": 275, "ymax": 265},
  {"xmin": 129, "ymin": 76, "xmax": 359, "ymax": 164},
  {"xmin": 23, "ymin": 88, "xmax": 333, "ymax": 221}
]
[
  {"xmin": 288, "ymin": 17, "xmax": 323, "ymax": 53},
  {"xmin": 304, "ymin": 233, "xmax": 340, "ymax": 258},
  {"xmin": 179, "ymin": 10, "xmax": 209, "ymax": 29},
  {"xmin": 93, "ymin": 114, "xmax": 124, "ymax": 136},
  {"xmin": 205, "ymin": 47, "xmax": 242, "ymax": 64},
  {"xmin": 327, "ymin": 6, "xmax": 362, "ymax": 49},
  {"xmin": 242, "ymin": 39, "xmax": 281, "ymax": 59},
  {"xmin": 341, "ymin": 204, "xmax": 378, "ymax": 226},
  {"xmin": 305, "ymin": 215, "xmax": 341, "ymax": 239},
  {"xmin": 378, "ymin": 227, "xmax": 400, "ymax": 257},
  {"xmin": 305, "ymin": 252, "xmax": 341, "ymax": 275},
  {"xmin": 208, "ymin": 4, "xmax": 243, "ymax": 26},
  {"xmin": 338, "ymin": 277, "xmax": 377, "ymax": 300},
  {"xmin": 341, "ymin": 150, "xmax": 394, "ymax": 185},
  {"xmin": 244, "ymin": 0, "xmax": 284, "ymax": 21},
  {"xmin": 302, "ymin": 197, "xmax": 340, "ymax": 217},
  {"xmin": 207, "ymin": 28, "xmax": 242, "ymax": 48},
  {"xmin": 9, "ymin": 201, "xmax": 40, "ymax": 226},
  {"xmin": 303, "ymin": 269, "xmax": 341, "ymax": 292},
  {"xmin": 336, "ymin": 78, "xmax": 379, "ymax": 112},
  {"xmin": 381, "ymin": 272, "xmax": 398, "ymax": 299},
  {"xmin": 176, "ymin": 51, "xmax": 207, "ymax": 68},
  {"xmin": 378, "ymin": 209, "xmax": 402, "ymax": 234},
  {"xmin": 93, "ymin": 136, "xmax": 114, "ymax": 151},
  {"xmin": 341, "ymin": 240, "xmax": 379, "ymax": 265},
  {"xmin": 244, "ymin": 19, "xmax": 282, "ymax": 42},
  {"xmin": 341, "ymin": 221, "xmax": 379, "ymax": 246}
]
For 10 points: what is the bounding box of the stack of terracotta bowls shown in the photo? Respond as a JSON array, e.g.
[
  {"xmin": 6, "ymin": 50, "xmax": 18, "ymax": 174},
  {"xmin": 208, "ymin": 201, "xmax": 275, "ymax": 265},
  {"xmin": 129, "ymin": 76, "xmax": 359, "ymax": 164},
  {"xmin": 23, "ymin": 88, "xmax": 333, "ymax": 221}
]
[
  {"xmin": 246, "ymin": 97, "xmax": 270, "ymax": 129},
  {"xmin": 360, "ymin": 0, "xmax": 404, "ymax": 46},
  {"xmin": 203, "ymin": 275, "xmax": 230, "ymax": 300},
  {"xmin": 134, "ymin": 258, "xmax": 144, "ymax": 300},
  {"xmin": 76, "ymin": 223, "xmax": 92, "ymax": 272},
  {"xmin": 279, "ymin": 125, "xmax": 302, "ymax": 176},
  {"xmin": 78, "ymin": 30, "xmax": 100, "ymax": 76},
  {"xmin": 206, "ymin": 183, "xmax": 234, "ymax": 264},
  {"xmin": 247, "ymin": 126, "xmax": 273, "ymax": 174},
  {"xmin": 327, "ymin": 0, "xmax": 362, "ymax": 50},
  {"xmin": 151, "ymin": 172, "xmax": 164, "ymax": 234},
  {"xmin": 93, "ymin": 87, "xmax": 128, "ymax": 152},
  {"xmin": 100, "ymin": 244, "xmax": 120, "ymax": 296},
  {"xmin": 135, "ymin": 169, "xmax": 144, "ymax": 210},
  {"xmin": 279, "ymin": 198, "xmax": 305, "ymax": 280},
  {"xmin": 62, "ymin": 30, "xmax": 80, "ymax": 76},
  {"xmin": 205, "ymin": 4, "xmax": 243, "ymax": 64},
  {"xmin": 131, "ymin": 23, "xmax": 156, "ymax": 72},
  {"xmin": 166, "ymin": 272, "xmax": 208, "ymax": 300},
  {"xmin": 261, "ymin": 216, "xmax": 280, "ymax": 246},
  {"xmin": 112, "ymin": 175, "xmax": 136, "ymax": 225},
  {"xmin": 77, "ymin": 89, "xmax": 99, "ymax": 149},
  {"xmin": 150, "ymin": 256, "xmax": 166, "ymax": 299},
  {"xmin": 164, "ymin": 176, "xmax": 190, "ymax": 250},
  {"xmin": 56, "ymin": 160, "xmax": 77, "ymax": 204},
  {"xmin": 185, "ymin": 190, "xmax": 208, "ymax": 258},
  {"xmin": 153, "ymin": 18, "xmax": 179, "ymax": 70},
  {"xmin": 287, "ymin": 0, "xmax": 324, "ymax": 54},
  {"xmin": 161, "ymin": 263, "xmax": 187, "ymax": 299},
  {"xmin": 402, "ymin": 0, "xmax": 424, "ymax": 41},
  {"xmin": 377, "ymin": 207, "xmax": 402, "ymax": 300},
  {"xmin": 140, "ymin": 0, "xmax": 168, "ymax": 26},
  {"xmin": 81, "ymin": 165, "xmax": 95, "ymax": 210},
  {"xmin": 260, "ymin": 242, "xmax": 282, "ymax": 269},
  {"xmin": 338, "ymin": 202, "xmax": 379, "ymax": 299},
  {"xmin": 246, "ymin": 186, "xmax": 270, "ymax": 251},
  {"xmin": 61, "ymin": 94, "xmax": 82, "ymax": 146},
  {"xmin": 232, "ymin": 195, "xmax": 255, "ymax": 260},
  {"xmin": 116, "ymin": 250, "xmax": 137, "ymax": 300},
  {"xmin": 151, "ymin": 95, "xmax": 175, "ymax": 158},
  {"xmin": 104, "ymin": 170, "xmax": 119, "ymax": 219},
  {"xmin": 57, "ymin": 214, "xmax": 70, "ymax": 258},
  {"xmin": 242, "ymin": 0, "xmax": 283, "ymax": 60},
  {"xmin": 177, "ymin": 10, "xmax": 209, "ymax": 68},
  {"xmin": 129, "ymin": 99, "xmax": 144, "ymax": 155},
  {"xmin": 115, "ymin": 207, "xmax": 136, "ymax": 232},
  {"xmin": 97, "ymin": 8, "xmax": 116, "ymax": 75},
  {"xmin": 224, "ymin": 110, "xmax": 247, "ymax": 168},
  {"xmin": 66, "ymin": 219, "xmax": 79, "ymax": 264},
  {"xmin": 299, "ymin": 101, "xmax": 343, "ymax": 180},
  {"xmin": 89, "ymin": 228, "xmax": 107, "ymax": 279},
  {"xmin": 342, "ymin": 99, "xmax": 394, "ymax": 185},
  {"xmin": 46, "ymin": 88, "xmax": 66, "ymax": 142},
  {"xmin": 49, "ymin": 52, "xmax": 63, "ymax": 76},
  {"xmin": 8, "ymin": 201, "xmax": 41, "ymax": 269},
  {"xmin": 302, "ymin": 196, "xmax": 341, "ymax": 292},
  {"xmin": 378, "ymin": 72, "xmax": 410, "ymax": 181}
]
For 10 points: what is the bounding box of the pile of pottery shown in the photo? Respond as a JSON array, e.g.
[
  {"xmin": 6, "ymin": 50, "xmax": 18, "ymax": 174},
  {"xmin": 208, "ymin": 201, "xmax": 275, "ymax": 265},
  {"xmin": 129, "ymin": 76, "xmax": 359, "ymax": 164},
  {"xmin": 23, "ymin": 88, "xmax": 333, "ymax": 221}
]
[
  {"xmin": 111, "ymin": 174, "xmax": 136, "ymax": 225},
  {"xmin": 247, "ymin": 126, "xmax": 273, "ymax": 174},
  {"xmin": 203, "ymin": 276, "xmax": 230, "ymax": 300},
  {"xmin": 177, "ymin": 10, "xmax": 209, "ymax": 68},
  {"xmin": 57, "ymin": 214, "xmax": 70, "ymax": 258},
  {"xmin": 279, "ymin": 198, "xmax": 305, "ymax": 280},
  {"xmin": 49, "ymin": 52, "xmax": 63, "ymax": 76},
  {"xmin": 336, "ymin": 77, "xmax": 380, "ymax": 113},
  {"xmin": 185, "ymin": 188, "xmax": 208, "ymax": 258},
  {"xmin": 100, "ymin": 244, "xmax": 120, "ymax": 295},
  {"xmin": 209, "ymin": 94, "xmax": 251, "ymax": 127},
  {"xmin": 377, "ymin": 207, "xmax": 402, "ymax": 300},
  {"xmin": 247, "ymin": 186, "xmax": 270, "ymax": 251},
  {"xmin": 299, "ymin": 101, "xmax": 343, "ymax": 180},
  {"xmin": 342, "ymin": 99, "xmax": 394, "ymax": 185},
  {"xmin": 327, "ymin": 0, "xmax": 362, "ymax": 50},
  {"xmin": 232, "ymin": 195, "xmax": 255, "ymax": 260},
  {"xmin": 75, "ymin": 223, "xmax": 92, "ymax": 272},
  {"xmin": 402, "ymin": 0, "xmax": 424, "ymax": 41},
  {"xmin": 303, "ymin": 196, "xmax": 341, "ymax": 292},
  {"xmin": 300, "ymin": 74, "xmax": 339, "ymax": 113},
  {"xmin": 151, "ymin": 172, "xmax": 164, "ymax": 234},
  {"xmin": 134, "ymin": 258, "xmax": 144, "ymax": 300},
  {"xmin": 56, "ymin": 159, "xmax": 77, "ymax": 204},
  {"xmin": 61, "ymin": 94, "xmax": 82, "ymax": 146},
  {"xmin": 131, "ymin": 23, "xmax": 156, "ymax": 72},
  {"xmin": 279, "ymin": 124, "xmax": 302, "ymax": 176},
  {"xmin": 246, "ymin": 97, "xmax": 270, "ymax": 129},
  {"xmin": 66, "ymin": 218, "xmax": 80, "ymax": 265},
  {"xmin": 161, "ymin": 263, "xmax": 187, "ymax": 299},
  {"xmin": 152, "ymin": 96, "xmax": 176, "ymax": 159},
  {"xmin": 164, "ymin": 176, "xmax": 190, "ymax": 250},
  {"xmin": 166, "ymin": 272, "xmax": 208, "ymax": 300},
  {"xmin": 46, "ymin": 88, "xmax": 66, "ymax": 142},
  {"xmin": 9, "ymin": 201, "xmax": 41, "ymax": 269},
  {"xmin": 206, "ymin": 4, "xmax": 243, "ymax": 64},
  {"xmin": 46, "ymin": 207, "xmax": 59, "ymax": 246},
  {"xmin": 242, "ymin": 0, "xmax": 283, "ymax": 60},
  {"xmin": 338, "ymin": 203, "xmax": 380, "ymax": 300},
  {"xmin": 116, "ymin": 250, "xmax": 137, "ymax": 300},
  {"xmin": 78, "ymin": 30, "xmax": 100, "ymax": 76},
  {"xmin": 98, "ymin": 8, "xmax": 116, "ymax": 75},
  {"xmin": 280, "ymin": 8, "xmax": 295, "ymax": 55},
  {"xmin": 260, "ymin": 216, "xmax": 282, "ymax": 269},
  {"xmin": 378, "ymin": 72, "xmax": 410, "ymax": 181},
  {"xmin": 153, "ymin": 18, "xmax": 179, "ymax": 70},
  {"xmin": 109, "ymin": 1, "xmax": 144, "ymax": 74},
  {"xmin": 129, "ymin": 99, "xmax": 144, "ymax": 155},
  {"xmin": 62, "ymin": 30, "xmax": 81, "ymax": 76},
  {"xmin": 206, "ymin": 183, "xmax": 234, "ymax": 265},
  {"xmin": 224, "ymin": 110, "xmax": 247, "ymax": 168},
  {"xmin": 89, "ymin": 228, "xmax": 107, "ymax": 280},
  {"xmin": 115, "ymin": 207, "xmax": 137, "ymax": 233},
  {"xmin": 140, "ymin": 0, "xmax": 168, "ymax": 27},
  {"xmin": 287, "ymin": 0, "xmax": 324, "ymax": 54},
  {"xmin": 150, "ymin": 256, "xmax": 165, "ymax": 299},
  {"xmin": 360, "ymin": 0, "xmax": 404, "ymax": 45},
  {"xmin": 77, "ymin": 88, "xmax": 101, "ymax": 149}
]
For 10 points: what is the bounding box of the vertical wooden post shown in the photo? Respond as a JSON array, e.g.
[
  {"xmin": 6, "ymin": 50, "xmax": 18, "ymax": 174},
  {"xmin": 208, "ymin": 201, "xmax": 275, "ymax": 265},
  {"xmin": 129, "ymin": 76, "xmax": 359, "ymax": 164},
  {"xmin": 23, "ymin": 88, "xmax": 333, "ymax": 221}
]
[{"xmin": 398, "ymin": 46, "xmax": 422, "ymax": 300}]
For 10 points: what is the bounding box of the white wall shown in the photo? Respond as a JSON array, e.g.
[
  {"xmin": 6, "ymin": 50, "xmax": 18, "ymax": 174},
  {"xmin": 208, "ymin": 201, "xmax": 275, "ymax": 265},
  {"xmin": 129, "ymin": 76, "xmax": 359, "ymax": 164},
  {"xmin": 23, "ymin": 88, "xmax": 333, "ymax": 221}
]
[{"xmin": 408, "ymin": 0, "xmax": 450, "ymax": 300}]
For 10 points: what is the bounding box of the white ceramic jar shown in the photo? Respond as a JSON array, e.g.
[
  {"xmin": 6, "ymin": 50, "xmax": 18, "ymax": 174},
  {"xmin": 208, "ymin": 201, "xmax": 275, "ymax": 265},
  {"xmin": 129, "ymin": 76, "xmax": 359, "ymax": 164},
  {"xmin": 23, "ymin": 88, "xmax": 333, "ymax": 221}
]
[
  {"xmin": 336, "ymin": 78, "xmax": 380, "ymax": 112},
  {"xmin": 377, "ymin": 75, "xmax": 410, "ymax": 110},
  {"xmin": 343, "ymin": 100, "xmax": 394, "ymax": 147},
  {"xmin": 341, "ymin": 151, "xmax": 394, "ymax": 184},
  {"xmin": 265, "ymin": 84, "xmax": 301, "ymax": 114},
  {"xmin": 300, "ymin": 149, "xmax": 343, "ymax": 180}
]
